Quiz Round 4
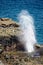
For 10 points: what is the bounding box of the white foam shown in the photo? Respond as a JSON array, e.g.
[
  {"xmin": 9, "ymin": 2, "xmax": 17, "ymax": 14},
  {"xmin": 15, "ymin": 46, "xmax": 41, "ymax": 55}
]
[{"xmin": 18, "ymin": 10, "xmax": 37, "ymax": 53}]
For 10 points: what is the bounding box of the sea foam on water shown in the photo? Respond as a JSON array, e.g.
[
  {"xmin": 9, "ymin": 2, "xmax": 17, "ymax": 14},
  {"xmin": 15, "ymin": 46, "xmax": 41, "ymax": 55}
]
[{"xmin": 18, "ymin": 10, "xmax": 37, "ymax": 53}]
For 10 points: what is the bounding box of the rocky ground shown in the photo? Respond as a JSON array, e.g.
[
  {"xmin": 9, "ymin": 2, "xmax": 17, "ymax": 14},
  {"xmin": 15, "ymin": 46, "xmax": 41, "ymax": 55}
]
[
  {"xmin": 0, "ymin": 18, "xmax": 21, "ymax": 37},
  {"xmin": 0, "ymin": 18, "xmax": 43, "ymax": 65},
  {"xmin": 0, "ymin": 51, "xmax": 43, "ymax": 65}
]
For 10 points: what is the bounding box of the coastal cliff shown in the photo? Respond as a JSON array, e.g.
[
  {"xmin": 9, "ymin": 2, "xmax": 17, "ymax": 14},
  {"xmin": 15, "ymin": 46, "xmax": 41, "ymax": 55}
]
[
  {"xmin": 0, "ymin": 18, "xmax": 43, "ymax": 65},
  {"xmin": 0, "ymin": 18, "xmax": 25, "ymax": 51},
  {"xmin": 0, "ymin": 18, "xmax": 43, "ymax": 51}
]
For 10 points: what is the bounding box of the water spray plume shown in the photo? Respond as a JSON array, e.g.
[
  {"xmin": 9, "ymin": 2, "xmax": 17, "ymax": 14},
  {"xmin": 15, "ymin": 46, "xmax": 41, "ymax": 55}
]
[{"xmin": 18, "ymin": 10, "xmax": 37, "ymax": 53}]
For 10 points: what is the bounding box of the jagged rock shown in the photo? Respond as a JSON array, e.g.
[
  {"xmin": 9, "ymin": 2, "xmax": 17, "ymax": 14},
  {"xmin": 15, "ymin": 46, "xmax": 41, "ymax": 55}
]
[
  {"xmin": 0, "ymin": 18, "xmax": 24, "ymax": 51},
  {"xmin": 0, "ymin": 18, "xmax": 22, "ymax": 37},
  {"xmin": 0, "ymin": 18, "xmax": 43, "ymax": 53},
  {"xmin": 0, "ymin": 18, "xmax": 19, "ymax": 25}
]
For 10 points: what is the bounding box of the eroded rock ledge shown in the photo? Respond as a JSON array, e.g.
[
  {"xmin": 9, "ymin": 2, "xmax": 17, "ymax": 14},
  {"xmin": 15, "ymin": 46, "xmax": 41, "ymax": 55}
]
[
  {"xmin": 0, "ymin": 18, "xmax": 43, "ymax": 54},
  {"xmin": 0, "ymin": 18, "xmax": 25, "ymax": 51}
]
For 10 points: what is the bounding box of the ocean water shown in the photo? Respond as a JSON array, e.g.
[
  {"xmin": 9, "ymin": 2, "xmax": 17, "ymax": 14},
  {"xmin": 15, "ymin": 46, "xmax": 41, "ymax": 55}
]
[{"xmin": 0, "ymin": 0, "xmax": 43, "ymax": 44}]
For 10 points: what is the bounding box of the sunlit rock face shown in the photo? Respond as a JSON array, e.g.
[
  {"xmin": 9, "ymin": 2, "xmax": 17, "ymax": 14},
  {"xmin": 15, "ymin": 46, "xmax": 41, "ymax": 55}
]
[
  {"xmin": 0, "ymin": 18, "xmax": 25, "ymax": 51},
  {"xmin": 0, "ymin": 18, "xmax": 20, "ymax": 36},
  {"xmin": 0, "ymin": 18, "xmax": 20, "ymax": 47},
  {"xmin": 0, "ymin": 18, "xmax": 19, "ymax": 25}
]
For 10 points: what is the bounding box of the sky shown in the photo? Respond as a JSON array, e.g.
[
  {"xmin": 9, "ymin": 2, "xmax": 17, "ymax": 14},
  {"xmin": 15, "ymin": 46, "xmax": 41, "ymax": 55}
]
[{"xmin": 0, "ymin": 0, "xmax": 43, "ymax": 44}]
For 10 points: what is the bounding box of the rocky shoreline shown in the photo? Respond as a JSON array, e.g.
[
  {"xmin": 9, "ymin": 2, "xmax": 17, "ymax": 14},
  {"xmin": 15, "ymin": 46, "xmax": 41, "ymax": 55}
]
[{"xmin": 0, "ymin": 18, "xmax": 43, "ymax": 65}]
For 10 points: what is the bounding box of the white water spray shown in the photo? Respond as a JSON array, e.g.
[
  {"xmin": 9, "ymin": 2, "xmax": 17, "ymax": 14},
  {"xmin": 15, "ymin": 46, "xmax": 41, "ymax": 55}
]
[{"xmin": 18, "ymin": 10, "xmax": 37, "ymax": 53}]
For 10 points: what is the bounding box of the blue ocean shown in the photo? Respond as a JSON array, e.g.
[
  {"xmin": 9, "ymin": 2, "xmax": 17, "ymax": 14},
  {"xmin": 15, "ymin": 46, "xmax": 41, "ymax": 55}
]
[{"xmin": 0, "ymin": 0, "xmax": 43, "ymax": 44}]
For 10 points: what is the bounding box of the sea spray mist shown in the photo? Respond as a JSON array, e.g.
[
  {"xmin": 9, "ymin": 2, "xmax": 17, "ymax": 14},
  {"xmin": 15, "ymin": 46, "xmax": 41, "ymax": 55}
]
[{"xmin": 18, "ymin": 10, "xmax": 37, "ymax": 53}]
